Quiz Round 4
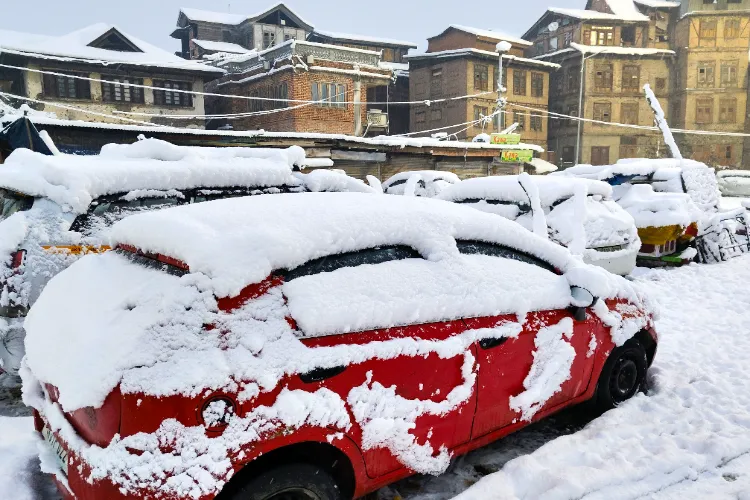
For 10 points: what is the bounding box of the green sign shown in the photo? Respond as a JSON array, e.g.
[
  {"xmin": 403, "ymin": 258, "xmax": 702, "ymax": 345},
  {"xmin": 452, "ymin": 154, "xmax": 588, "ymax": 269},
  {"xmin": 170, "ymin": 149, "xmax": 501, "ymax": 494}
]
[
  {"xmin": 499, "ymin": 150, "xmax": 534, "ymax": 163},
  {"xmin": 490, "ymin": 133, "xmax": 521, "ymax": 145}
]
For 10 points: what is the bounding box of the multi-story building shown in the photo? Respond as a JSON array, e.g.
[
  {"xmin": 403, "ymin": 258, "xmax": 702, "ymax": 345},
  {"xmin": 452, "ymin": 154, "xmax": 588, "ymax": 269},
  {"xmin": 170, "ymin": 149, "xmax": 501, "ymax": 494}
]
[
  {"xmin": 524, "ymin": 0, "xmax": 750, "ymax": 168},
  {"xmin": 172, "ymin": 4, "xmax": 416, "ymax": 135},
  {"xmin": 671, "ymin": 0, "xmax": 750, "ymax": 167},
  {"xmin": 524, "ymin": 0, "xmax": 676, "ymax": 166},
  {"xmin": 407, "ymin": 26, "xmax": 559, "ymax": 155},
  {"xmin": 0, "ymin": 24, "xmax": 221, "ymax": 128}
]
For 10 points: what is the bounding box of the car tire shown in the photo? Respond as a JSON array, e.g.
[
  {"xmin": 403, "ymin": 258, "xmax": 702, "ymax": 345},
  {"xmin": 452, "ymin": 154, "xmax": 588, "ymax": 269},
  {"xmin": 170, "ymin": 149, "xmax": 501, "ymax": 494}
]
[
  {"xmin": 230, "ymin": 463, "xmax": 343, "ymax": 500},
  {"xmin": 593, "ymin": 339, "xmax": 648, "ymax": 412}
]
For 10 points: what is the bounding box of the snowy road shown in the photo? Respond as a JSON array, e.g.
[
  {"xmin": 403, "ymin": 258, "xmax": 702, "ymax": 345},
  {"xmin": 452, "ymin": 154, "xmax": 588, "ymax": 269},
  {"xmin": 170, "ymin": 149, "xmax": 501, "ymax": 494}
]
[{"xmin": 3, "ymin": 257, "xmax": 750, "ymax": 500}]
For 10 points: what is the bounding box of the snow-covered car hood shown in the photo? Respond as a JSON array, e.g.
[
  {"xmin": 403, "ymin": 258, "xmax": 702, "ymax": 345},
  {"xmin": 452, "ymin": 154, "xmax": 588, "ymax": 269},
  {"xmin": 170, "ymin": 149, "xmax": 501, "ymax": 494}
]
[{"xmin": 545, "ymin": 196, "xmax": 638, "ymax": 250}]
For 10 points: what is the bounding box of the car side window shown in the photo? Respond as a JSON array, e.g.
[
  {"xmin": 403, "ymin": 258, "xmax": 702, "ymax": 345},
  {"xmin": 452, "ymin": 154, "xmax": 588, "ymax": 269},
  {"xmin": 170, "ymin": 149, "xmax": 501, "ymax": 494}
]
[
  {"xmin": 456, "ymin": 240, "xmax": 556, "ymax": 273},
  {"xmin": 455, "ymin": 198, "xmax": 532, "ymax": 215},
  {"xmin": 281, "ymin": 246, "xmax": 422, "ymax": 282}
]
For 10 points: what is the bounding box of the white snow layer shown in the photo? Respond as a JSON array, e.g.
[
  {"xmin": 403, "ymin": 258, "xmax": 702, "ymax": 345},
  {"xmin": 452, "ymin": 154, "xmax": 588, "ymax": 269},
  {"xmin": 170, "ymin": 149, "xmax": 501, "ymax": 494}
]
[
  {"xmin": 457, "ymin": 256, "xmax": 750, "ymax": 500},
  {"xmin": 0, "ymin": 416, "xmax": 44, "ymax": 500}
]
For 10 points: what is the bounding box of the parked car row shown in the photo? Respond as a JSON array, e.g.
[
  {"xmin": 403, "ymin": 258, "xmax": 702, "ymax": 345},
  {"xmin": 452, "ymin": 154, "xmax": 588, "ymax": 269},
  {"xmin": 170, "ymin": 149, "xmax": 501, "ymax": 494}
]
[{"xmin": 0, "ymin": 140, "xmax": 661, "ymax": 500}]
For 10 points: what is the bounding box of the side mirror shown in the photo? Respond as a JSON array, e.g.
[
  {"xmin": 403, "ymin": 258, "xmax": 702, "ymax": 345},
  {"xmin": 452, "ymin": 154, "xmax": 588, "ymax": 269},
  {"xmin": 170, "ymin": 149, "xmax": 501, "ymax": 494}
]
[{"xmin": 570, "ymin": 286, "xmax": 598, "ymax": 321}]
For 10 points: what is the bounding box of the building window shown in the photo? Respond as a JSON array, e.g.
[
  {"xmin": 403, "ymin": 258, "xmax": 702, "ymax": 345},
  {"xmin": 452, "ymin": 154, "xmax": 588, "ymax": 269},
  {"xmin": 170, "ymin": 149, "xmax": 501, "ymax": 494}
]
[
  {"xmin": 566, "ymin": 104, "xmax": 578, "ymax": 126},
  {"xmin": 721, "ymin": 61, "xmax": 739, "ymax": 87},
  {"xmin": 431, "ymin": 67, "xmax": 443, "ymax": 98},
  {"xmin": 699, "ymin": 20, "xmax": 717, "ymax": 47},
  {"xmin": 42, "ymin": 72, "xmax": 91, "ymax": 100},
  {"xmin": 621, "ymin": 26, "xmax": 636, "ymax": 45},
  {"xmin": 590, "ymin": 146, "xmax": 610, "ymax": 166},
  {"xmin": 719, "ymin": 98, "xmax": 737, "ymax": 123},
  {"xmin": 535, "ymin": 42, "xmax": 544, "ymax": 56},
  {"xmin": 725, "ymin": 19, "xmax": 741, "ymax": 39},
  {"xmin": 593, "ymin": 102, "xmax": 611, "ymax": 122},
  {"xmin": 530, "ymin": 115, "xmax": 543, "ymax": 131},
  {"xmin": 725, "ymin": 145, "xmax": 733, "ymax": 161},
  {"xmin": 513, "ymin": 70, "xmax": 527, "ymax": 96},
  {"xmin": 562, "ymin": 146, "xmax": 575, "ymax": 163},
  {"xmin": 585, "ymin": 27, "xmax": 614, "ymax": 46},
  {"xmin": 549, "ymin": 37, "xmax": 558, "ymax": 51},
  {"xmin": 249, "ymin": 83, "xmax": 289, "ymax": 112},
  {"xmin": 153, "ymin": 80, "xmax": 193, "ymax": 107},
  {"xmin": 594, "ymin": 63, "xmax": 613, "ymax": 91},
  {"xmin": 311, "ymin": 82, "xmax": 347, "ymax": 108},
  {"xmin": 621, "ymin": 102, "xmax": 639, "ymax": 125},
  {"xmin": 656, "ymin": 78, "xmax": 666, "ymax": 90},
  {"xmin": 696, "ymin": 98, "xmax": 713, "ymax": 124},
  {"xmin": 621, "ymin": 65, "xmax": 640, "ymax": 91},
  {"xmin": 263, "ymin": 30, "xmax": 276, "ymax": 49},
  {"xmin": 566, "ymin": 66, "xmax": 580, "ymax": 93},
  {"xmin": 564, "ymin": 31, "xmax": 573, "ymax": 47},
  {"xmin": 697, "ymin": 62, "xmax": 715, "ymax": 88},
  {"xmin": 415, "ymin": 110, "xmax": 426, "ymax": 123},
  {"xmin": 513, "ymin": 111, "xmax": 526, "ymax": 131},
  {"xmin": 474, "ymin": 105, "xmax": 489, "ymax": 123},
  {"xmin": 474, "ymin": 64, "xmax": 489, "ymax": 91},
  {"xmin": 431, "ymin": 108, "xmax": 443, "ymax": 121},
  {"xmin": 101, "ymin": 77, "xmax": 144, "ymax": 103},
  {"xmin": 531, "ymin": 72, "xmax": 544, "ymax": 98}
]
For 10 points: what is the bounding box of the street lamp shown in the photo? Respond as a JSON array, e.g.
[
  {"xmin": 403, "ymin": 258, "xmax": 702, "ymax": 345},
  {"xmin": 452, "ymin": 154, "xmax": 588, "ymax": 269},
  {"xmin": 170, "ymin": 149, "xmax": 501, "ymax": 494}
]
[
  {"xmin": 573, "ymin": 45, "xmax": 617, "ymax": 165},
  {"xmin": 496, "ymin": 41, "xmax": 512, "ymax": 130}
]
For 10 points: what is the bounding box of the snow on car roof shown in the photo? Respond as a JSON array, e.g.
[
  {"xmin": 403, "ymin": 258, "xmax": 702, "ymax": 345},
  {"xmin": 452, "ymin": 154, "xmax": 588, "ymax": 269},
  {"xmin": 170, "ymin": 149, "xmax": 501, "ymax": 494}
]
[
  {"xmin": 437, "ymin": 175, "xmax": 613, "ymax": 207},
  {"xmin": 109, "ymin": 192, "xmax": 580, "ymax": 298},
  {"xmin": 0, "ymin": 141, "xmax": 305, "ymax": 213}
]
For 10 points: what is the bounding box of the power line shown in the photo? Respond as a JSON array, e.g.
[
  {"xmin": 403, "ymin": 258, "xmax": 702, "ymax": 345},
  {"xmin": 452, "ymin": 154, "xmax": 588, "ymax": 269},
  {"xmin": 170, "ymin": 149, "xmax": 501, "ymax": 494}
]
[{"xmin": 0, "ymin": 63, "xmax": 496, "ymax": 107}]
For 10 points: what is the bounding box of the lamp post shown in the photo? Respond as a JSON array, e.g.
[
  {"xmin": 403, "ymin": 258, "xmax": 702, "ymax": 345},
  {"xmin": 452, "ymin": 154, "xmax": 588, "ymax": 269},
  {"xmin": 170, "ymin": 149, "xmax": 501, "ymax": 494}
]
[
  {"xmin": 496, "ymin": 41, "xmax": 512, "ymax": 130},
  {"xmin": 574, "ymin": 45, "xmax": 616, "ymax": 165}
]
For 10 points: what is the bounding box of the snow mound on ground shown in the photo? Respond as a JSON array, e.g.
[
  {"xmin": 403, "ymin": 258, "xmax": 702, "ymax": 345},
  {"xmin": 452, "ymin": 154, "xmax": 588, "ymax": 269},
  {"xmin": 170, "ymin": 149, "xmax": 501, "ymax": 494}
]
[{"xmin": 457, "ymin": 256, "xmax": 750, "ymax": 500}]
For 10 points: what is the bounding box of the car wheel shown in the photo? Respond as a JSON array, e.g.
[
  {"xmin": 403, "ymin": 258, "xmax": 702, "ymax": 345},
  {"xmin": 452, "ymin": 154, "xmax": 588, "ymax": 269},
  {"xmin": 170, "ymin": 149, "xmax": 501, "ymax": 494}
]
[
  {"xmin": 594, "ymin": 339, "xmax": 648, "ymax": 412},
  {"xmin": 231, "ymin": 463, "xmax": 342, "ymax": 500}
]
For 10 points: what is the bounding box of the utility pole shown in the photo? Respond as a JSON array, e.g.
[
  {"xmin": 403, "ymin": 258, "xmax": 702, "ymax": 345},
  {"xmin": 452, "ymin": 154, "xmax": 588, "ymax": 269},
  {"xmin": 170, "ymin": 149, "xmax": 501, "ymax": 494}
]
[
  {"xmin": 353, "ymin": 69, "xmax": 362, "ymax": 137},
  {"xmin": 574, "ymin": 52, "xmax": 585, "ymax": 166}
]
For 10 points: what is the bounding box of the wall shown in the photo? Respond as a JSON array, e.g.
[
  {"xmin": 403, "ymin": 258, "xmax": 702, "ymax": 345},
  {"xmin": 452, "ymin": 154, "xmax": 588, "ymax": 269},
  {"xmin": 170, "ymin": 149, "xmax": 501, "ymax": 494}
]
[
  {"xmin": 24, "ymin": 61, "xmax": 207, "ymax": 127},
  {"xmin": 409, "ymin": 58, "xmax": 469, "ymax": 137}
]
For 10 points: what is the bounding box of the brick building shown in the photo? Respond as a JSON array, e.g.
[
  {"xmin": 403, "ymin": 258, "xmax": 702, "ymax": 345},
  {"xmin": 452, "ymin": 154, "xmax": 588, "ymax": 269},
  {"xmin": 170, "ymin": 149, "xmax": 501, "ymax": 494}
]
[
  {"xmin": 172, "ymin": 4, "xmax": 415, "ymax": 135},
  {"xmin": 0, "ymin": 24, "xmax": 221, "ymax": 127},
  {"xmin": 407, "ymin": 26, "xmax": 559, "ymax": 154},
  {"xmin": 523, "ymin": 0, "xmax": 750, "ymax": 168},
  {"xmin": 205, "ymin": 41, "xmax": 393, "ymax": 136}
]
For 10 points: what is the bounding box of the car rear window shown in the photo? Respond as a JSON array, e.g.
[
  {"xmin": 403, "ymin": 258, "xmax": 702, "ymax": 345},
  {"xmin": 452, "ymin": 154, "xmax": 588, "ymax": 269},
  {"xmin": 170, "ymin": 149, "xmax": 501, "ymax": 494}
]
[
  {"xmin": 0, "ymin": 188, "xmax": 33, "ymax": 220},
  {"xmin": 280, "ymin": 246, "xmax": 422, "ymax": 282},
  {"xmin": 456, "ymin": 240, "xmax": 556, "ymax": 273}
]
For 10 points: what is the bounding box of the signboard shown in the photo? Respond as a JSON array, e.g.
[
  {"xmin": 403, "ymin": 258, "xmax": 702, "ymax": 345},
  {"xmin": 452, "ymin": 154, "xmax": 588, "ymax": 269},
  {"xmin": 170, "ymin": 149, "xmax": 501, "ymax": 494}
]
[
  {"xmin": 490, "ymin": 133, "xmax": 521, "ymax": 145},
  {"xmin": 499, "ymin": 150, "xmax": 534, "ymax": 163}
]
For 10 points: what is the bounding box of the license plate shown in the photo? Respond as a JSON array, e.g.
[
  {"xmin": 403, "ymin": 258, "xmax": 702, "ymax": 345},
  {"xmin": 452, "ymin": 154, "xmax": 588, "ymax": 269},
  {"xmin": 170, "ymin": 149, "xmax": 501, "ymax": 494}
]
[{"xmin": 42, "ymin": 425, "xmax": 68, "ymax": 475}]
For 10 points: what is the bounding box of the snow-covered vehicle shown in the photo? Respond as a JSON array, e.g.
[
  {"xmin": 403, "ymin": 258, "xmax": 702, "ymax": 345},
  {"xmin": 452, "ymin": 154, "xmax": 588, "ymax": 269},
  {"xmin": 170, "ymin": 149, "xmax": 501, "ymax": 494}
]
[
  {"xmin": 0, "ymin": 140, "xmax": 375, "ymax": 375},
  {"xmin": 554, "ymin": 158, "xmax": 720, "ymax": 265},
  {"xmin": 717, "ymin": 170, "xmax": 750, "ymax": 199},
  {"xmin": 437, "ymin": 175, "xmax": 640, "ymax": 276},
  {"xmin": 382, "ymin": 170, "xmax": 460, "ymax": 197},
  {"xmin": 23, "ymin": 192, "xmax": 657, "ymax": 500}
]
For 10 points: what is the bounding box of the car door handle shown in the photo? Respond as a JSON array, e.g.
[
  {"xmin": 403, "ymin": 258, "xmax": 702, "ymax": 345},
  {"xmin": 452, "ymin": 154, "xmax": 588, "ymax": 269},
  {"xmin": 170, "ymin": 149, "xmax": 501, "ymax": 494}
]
[
  {"xmin": 299, "ymin": 366, "xmax": 347, "ymax": 384},
  {"xmin": 479, "ymin": 337, "xmax": 509, "ymax": 350}
]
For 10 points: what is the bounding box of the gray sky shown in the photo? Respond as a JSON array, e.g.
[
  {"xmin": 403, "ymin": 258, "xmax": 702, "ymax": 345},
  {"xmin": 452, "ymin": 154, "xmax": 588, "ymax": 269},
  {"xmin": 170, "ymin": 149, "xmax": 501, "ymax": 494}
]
[{"xmin": 0, "ymin": 0, "xmax": 583, "ymax": 52}]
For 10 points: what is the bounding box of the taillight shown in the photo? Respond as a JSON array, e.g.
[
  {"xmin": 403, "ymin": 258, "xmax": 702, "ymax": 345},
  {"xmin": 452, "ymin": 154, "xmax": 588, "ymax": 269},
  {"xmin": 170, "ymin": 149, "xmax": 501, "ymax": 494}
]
[{"xmin": 10, "ymin": 250, "xmax": 25, "ymax": 269}]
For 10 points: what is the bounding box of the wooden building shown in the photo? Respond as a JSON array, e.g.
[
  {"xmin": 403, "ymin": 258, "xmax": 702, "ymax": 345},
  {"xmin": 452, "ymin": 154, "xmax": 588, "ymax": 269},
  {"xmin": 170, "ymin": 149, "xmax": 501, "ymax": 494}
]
[{"xmin": 407, "ymin": 26, "xmax": 559, "ymax": 157}]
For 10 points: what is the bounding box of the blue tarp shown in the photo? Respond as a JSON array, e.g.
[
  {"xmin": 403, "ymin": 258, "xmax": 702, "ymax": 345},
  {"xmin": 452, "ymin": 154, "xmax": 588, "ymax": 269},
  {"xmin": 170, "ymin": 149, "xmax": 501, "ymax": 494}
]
[{"xmin": 0, "ymin": 116, "xmax": 54, "ymax": 156}]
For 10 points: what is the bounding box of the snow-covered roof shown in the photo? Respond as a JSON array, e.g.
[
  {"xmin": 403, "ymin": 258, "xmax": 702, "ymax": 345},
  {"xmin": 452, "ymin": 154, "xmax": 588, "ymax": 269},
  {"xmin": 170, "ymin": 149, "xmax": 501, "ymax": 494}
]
[
  {"xmin": 312, "ymin": 30, "xmax": 417, "ymax": 48},
  {"xmin": 599, "ymin": 0, "xmax": 651, "ymax": 21},
  {"xmin": 407, "ymin": 48, "xmax": 561, "ymax": 70},
  {"xmin": 528, "ymin": 157, "xmax": 559, "ymax": 174},
  {"xmin": 447, "ymin": 25, "xmax": 533, "ymax": 47},
  {"xmin": 0, "ymin": 24, "xmax": 220, "ymax": 74},
  {"xmin": 548, "ymin": 7, "xmax": 647, "ymax": 21},
  {"xmin": 0, "ymin": 141, "xmax": 307, "ymax": 213},
  {"xmin": 191, "ymin": 39, "xmax": 253, "ymax": 54},
  {"xmin": 570, "ymin": 42, "xmax": 675, "ymax": 56},
  {"xmin": 633, "ymin": 0, "xmax": 680, "ymax": 8},
  {"xmin": 179, "ymin": 3, "xmax": 314, "ymax": 30},
  {"xmin": 437, "ymin": 175, "xmax": 613, "ymax": 208}
]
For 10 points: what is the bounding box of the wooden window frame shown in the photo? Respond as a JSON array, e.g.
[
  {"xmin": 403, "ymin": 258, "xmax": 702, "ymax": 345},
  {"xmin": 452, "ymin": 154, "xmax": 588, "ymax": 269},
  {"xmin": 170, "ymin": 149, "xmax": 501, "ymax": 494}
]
[
  {"xmin": 513, "ymin": 110, "xmax": 526, "ymax": 131},
  {"xmin": 101, "ymin": 77, "xmax": 145, "ymax": 104},
  {"xmin": 621, "ymin": 65, "xmax": 640, "ymax": 92},
  {"xmin": 590, "ymin": 146, "xmax": 610, "ymax": 166},
  {"xmin": 720, "ymin": 61, "xmax": 739, "ymax": 88},
  {"xmin": 531, "ymin": 72, "xmax": 544, "ymax": 98},
  {"xmin": 593, "ymin": 101, "xmax": 612, "ymax": 122},
  {"xmin": 594, "ymin": 63, "xmax": 613, "ymax": 91},
  {"xmin": 153, "ymin": 80, "xmax": 193, "ymax": 107},
  {"xmin": 697, "ymin": 62, "xmax": 715, "ymax": 88},
  {"xmin": 474, "ymin": 64, "xmax": 489, "ymax": 91},
  {"xmin": 530, "ymin": 114, "xmax": 543, "ymax": 131},
  {"xmin": 621, "ymin": 102, "xmax": 639, "ymax": 125},
  {"xmin": 724, "ymin": 19, "xmax": 741, "ymax": 39},
  {"xmin": 696, "ymin": 97, "xmax": 714, "ymax": 124},
  {"xmin": 42, "ymin": 72, "xmax": 91, "ymax": 100},
  {"xmin": 312, "ymin": 82, "xmax": 347, "ymax": 109},
  {"xmin": 699, "ymin": 20, "xmax": 717, "ymax": 47},
  {"xmin": 719, "ymin": 98, "xmax": 737, "ymax": 124},
  {"xmin": 513, "ymin": 70, "xmax": 527, "ymax": 96}
]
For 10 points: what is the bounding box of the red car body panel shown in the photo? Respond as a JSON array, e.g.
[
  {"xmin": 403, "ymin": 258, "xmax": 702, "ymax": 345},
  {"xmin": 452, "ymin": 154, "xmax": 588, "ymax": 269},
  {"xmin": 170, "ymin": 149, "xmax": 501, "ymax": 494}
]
[{"xmin": 33, "ymin": 280, "xmax": 654, "ymax": 500}]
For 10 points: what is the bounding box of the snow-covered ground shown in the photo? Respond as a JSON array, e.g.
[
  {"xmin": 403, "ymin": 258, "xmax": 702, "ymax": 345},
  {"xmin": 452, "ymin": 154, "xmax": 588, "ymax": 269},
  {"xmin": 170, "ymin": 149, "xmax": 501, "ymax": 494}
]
[{"xmin": 2, "ymin": 255, "xmax": 750, "ymax": 499}]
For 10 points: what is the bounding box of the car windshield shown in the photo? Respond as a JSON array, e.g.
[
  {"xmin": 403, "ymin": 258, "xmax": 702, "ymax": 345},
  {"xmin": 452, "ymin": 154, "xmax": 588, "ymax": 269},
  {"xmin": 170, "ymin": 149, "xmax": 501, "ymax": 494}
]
[{"xmin": 0, "ymin": 188, "xmax": 34, "ymax": 221}]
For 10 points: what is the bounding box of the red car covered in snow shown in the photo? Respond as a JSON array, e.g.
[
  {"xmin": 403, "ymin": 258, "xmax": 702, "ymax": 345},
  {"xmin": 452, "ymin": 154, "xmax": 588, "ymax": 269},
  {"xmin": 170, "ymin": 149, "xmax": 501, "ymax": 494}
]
[{"xmin": 22, "ymin": 193, "xmax": 657, "ymax": 500}]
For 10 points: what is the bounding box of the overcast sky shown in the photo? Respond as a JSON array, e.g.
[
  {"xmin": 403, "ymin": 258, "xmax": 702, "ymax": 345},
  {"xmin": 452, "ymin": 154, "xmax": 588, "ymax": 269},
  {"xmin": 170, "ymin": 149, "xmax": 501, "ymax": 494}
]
[{"xmin": 0, "ymin": 0, "xmax": 582, "ymax": 52}]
